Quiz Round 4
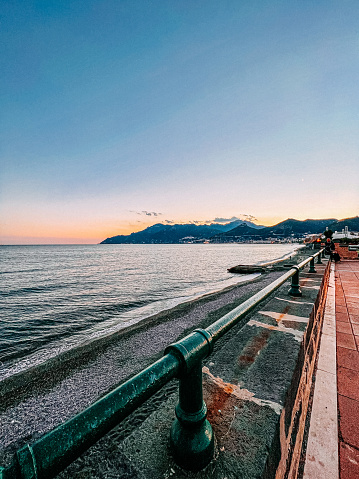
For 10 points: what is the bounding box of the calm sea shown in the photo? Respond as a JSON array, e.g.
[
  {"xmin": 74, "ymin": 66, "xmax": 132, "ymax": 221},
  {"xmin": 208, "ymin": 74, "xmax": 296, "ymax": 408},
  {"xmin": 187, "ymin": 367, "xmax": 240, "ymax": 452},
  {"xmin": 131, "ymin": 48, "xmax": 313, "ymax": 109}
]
[{"xmin": 0, "ymin": 243, "xmax": 298, "ymax": 379}]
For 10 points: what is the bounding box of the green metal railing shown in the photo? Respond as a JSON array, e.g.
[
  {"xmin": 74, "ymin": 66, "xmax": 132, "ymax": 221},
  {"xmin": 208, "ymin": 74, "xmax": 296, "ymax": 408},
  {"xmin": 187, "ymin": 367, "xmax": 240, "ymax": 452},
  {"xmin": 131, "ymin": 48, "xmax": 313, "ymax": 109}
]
[{"xmin": 0, "ymin": 249, "xmax": 325, "ymax": 478}]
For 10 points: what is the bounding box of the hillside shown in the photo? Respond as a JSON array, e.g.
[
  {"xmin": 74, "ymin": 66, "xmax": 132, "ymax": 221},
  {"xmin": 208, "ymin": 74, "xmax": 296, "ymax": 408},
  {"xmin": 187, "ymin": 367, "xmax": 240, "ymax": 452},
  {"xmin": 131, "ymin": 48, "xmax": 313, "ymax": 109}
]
[
  {"xmin": 101, "ymin": 223, "xmax": 222, "ymax": 244},
  {"xmin": 100, "ymin": 219, "xmax": 264, "ymax": 244},
  {"xmin": 217, "ymin": 218, "xmax": 338, "ymax": 240},
  {"xmin": 100, "ymin": 216, "xmax": 359, "ymax": 244},
  {"xmin": 261, "ymin": 218, "xmax": 337, "ymax": 236},
  {"xmin": 328, "ymin": 216, "xmax": 359, "ymax": 232},
  {"xmin": 218, "ymin": 217, "xmax": 359, "ymax": 241}
]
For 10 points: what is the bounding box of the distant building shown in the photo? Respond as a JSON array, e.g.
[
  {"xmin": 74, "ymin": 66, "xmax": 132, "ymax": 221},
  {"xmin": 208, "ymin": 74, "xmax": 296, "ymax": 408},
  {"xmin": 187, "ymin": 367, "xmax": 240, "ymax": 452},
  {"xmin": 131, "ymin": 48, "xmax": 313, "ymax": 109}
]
[{"xmin": 332, "ymin": 229, "xmax": 359, "ymax": 240}]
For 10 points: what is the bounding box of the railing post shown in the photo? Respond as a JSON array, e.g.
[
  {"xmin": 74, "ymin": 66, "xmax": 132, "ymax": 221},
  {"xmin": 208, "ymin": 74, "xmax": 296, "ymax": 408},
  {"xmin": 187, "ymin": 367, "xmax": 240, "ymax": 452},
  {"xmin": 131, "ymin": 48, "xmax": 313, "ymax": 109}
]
[
  {"xmin": 317, "ymin": 250, "xmax": 323, "ymax": 264},
  {"xmin": 165, "ymin": 330, "xmax": 214, "ymax": 471},
  {"xmin": 288, "ymin": 266, "xmax": 302, "ymax": 296},
  {"xmin": 170, "ymin": 360, "xmax": 214, "ymax": 470},
  {"xmin": 308, "ymin": 257, "xmax": 316, "ymax": 273}
]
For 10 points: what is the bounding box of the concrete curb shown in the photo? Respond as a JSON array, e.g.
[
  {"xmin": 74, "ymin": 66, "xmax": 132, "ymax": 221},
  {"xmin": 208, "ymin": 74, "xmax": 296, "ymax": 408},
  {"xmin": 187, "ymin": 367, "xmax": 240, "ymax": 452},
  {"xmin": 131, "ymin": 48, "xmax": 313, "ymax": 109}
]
[{"xmin": 303, "ymin": 264, "xmax": 339, "ymax": 478}]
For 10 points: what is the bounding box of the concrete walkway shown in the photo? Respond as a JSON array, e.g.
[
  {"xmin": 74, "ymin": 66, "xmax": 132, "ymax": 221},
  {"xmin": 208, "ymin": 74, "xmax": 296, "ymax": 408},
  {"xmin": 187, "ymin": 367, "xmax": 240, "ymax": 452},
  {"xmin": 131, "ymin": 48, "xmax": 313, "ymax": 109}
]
[{"xmin": 335, "ymin": 260, "xmax": 359, "ymax": 478}]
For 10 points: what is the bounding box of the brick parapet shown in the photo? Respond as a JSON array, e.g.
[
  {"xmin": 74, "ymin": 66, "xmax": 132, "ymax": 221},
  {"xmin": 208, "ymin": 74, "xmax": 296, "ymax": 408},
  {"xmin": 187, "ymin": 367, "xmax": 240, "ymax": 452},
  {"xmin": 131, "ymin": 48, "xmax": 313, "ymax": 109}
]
[{"xmin": 335, "ymin": 244, "xmax": 359, "ymax": 260}]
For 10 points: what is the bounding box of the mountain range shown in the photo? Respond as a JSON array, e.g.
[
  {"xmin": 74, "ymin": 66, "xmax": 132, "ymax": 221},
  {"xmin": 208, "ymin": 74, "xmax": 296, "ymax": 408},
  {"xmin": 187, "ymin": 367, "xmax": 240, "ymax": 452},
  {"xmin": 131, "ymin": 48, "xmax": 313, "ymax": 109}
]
[
  {"xmin": 100, "ymin": 220, "xmax": 257, "ymax": 244},
  {"xmin": 100, "ymin": 216, "xmax": 359, "ymax": 244}
]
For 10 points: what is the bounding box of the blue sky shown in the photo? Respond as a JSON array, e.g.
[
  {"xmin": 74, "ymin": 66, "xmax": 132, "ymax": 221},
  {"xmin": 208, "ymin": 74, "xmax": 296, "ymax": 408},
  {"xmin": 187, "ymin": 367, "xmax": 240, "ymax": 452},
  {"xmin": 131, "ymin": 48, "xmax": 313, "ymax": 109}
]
[{"xmin": 1, "ymin": 1, "xmax": 358, "ymax": 243}]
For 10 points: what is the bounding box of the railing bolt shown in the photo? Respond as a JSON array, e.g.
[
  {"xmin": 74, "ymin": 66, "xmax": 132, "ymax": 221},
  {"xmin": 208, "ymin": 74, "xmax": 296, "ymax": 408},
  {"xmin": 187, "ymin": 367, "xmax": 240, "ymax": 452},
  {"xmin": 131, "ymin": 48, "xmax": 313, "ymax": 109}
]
[
  {"xmin": 308, "ymin": 257, "xmax": 316, "ymax": 273},
  {"xmin": 170, "ymin": 361, "xmax": 214, "ymax": 471},
  {"xmin": 288, "ymin": 266, "xmax": 302, "ymax": 297}
]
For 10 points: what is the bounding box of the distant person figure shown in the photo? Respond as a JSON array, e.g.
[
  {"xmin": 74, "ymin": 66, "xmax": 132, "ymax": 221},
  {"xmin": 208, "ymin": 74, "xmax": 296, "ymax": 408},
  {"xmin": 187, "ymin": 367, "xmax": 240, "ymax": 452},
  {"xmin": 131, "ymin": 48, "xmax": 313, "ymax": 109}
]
[
  {"xmin": 325, "ymin": 238, "xmax": 335, "ymax": 260},
  {"xmin": 333, "ymin": 251, "xmax": 341, "ymax": 262}
]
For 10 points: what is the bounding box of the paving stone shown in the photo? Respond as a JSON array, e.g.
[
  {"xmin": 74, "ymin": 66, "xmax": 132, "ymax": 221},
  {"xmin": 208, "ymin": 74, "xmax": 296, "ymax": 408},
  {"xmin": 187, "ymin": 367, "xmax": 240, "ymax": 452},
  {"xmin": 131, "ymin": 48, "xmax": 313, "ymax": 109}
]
[
  {"xmin": 339, "ymin": 442, "xmax": 359, "ymax": 479},
  {"xmin": 336, "ymin": 312, "xmax": 350, "ymax": 322},
  {"xmin": 347, "ymin": 300, "xmax": 359, "ymax": 307},
  {"xmin": 335, "ymin": 300, "xmax": 347, "ymax": 307},
  {"xmin": 337, "ymin": 347, "xmax": 359, "ymax": 371},
  {"xmin": 336, "ymin": 322, "xmax": 352, "ymax": 334},
  {"xmin": 337, "ymin": 366, "xmax": 359, "ymax": 402},
  {"xmin": 337, "ymin": 332, "xmax": 356, "ymax": 350},
  {"xmin": 338, "ymin": 395, "xmax": 359, "ymax": 449}
]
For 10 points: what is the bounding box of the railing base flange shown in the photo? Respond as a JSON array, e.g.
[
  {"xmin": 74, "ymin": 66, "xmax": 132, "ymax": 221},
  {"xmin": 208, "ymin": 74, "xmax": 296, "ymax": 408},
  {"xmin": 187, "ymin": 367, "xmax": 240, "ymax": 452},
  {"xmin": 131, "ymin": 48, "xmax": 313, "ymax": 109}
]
[
  {"xmin": 288, "ymin": 287, "xmax": 302, "ymax": 297},
  {"xmin": 170, "ymin": 418, "xmax": 214, "ymax": 471}
]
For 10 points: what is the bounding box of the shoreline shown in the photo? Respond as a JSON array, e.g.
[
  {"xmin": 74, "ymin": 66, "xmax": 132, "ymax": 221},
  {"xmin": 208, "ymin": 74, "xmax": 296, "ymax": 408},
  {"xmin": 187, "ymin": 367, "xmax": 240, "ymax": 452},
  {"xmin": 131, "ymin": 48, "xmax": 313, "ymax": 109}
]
[
  {"xmin": 255, "ymin": 245, "xmax": 304, "ymax": 266},
  {"xmin": 0, "ymin": 247, "xmax": 304, "ymax": 402},
  {"xmin": 0, "ymin": 246, "xmax": 303, "ymax": 405},
  {"xmin": 0, "ymin": 274, "xmax": 264, "ymax": 405},
  {"xmin": 0, "ymin": 272, "xmax": 259, "ymax": 383},
  {"xmin": 1, "ymin": 245, "xmax": 300, "ymax": 380}
]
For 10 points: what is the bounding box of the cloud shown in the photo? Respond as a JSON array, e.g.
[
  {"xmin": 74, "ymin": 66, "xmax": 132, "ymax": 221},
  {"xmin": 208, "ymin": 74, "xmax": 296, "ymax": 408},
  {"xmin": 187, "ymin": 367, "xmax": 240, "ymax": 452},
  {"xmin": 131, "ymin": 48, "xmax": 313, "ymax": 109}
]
[
  {"xmin": 128, "ymin": 212, "xmax": 257, "ymax": 226},
  {"xmin": 240, "ymin": 214, "xmax": 258, "ymax": 222},
  {"xmin": 208, "ymin": 215, "xmax": 258, "ymax": 224},
  {"xmin": 142, "ymin": 210, "xmax": 162, "ymax": 217},
  {"xmin": 129, "ymin": 210, "xmax": 162, "ymax": 217},
  {"xmin": 210, "ymin": 216, "xmax": 241, "ymax": 224}
]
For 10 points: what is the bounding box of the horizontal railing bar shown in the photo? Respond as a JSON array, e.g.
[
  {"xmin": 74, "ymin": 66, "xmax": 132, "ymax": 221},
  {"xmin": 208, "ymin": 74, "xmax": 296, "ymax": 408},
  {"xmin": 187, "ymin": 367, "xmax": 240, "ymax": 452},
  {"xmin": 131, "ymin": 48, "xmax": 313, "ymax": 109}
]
[
  {"xmin": 207, "ymin": 250, "xmax": 321, "ymax": 341},
  {"xmin": 297, "ymin": 253, "xmax": 318, "ymax": 270},
  {"xmin": 14, "ymin": 354, "xmax": 179, "ymax": 479},
  {"xmin": 207, "ymin": 268, "xmax": 294, "ymax": 341}
]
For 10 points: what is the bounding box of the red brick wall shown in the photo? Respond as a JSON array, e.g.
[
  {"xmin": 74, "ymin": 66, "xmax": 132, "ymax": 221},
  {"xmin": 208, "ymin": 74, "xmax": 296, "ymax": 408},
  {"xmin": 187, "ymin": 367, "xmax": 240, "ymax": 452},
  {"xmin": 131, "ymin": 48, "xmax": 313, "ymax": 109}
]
[{"xmin": 335, "ymin": 244, "xmax": 359, "ymax": 260}]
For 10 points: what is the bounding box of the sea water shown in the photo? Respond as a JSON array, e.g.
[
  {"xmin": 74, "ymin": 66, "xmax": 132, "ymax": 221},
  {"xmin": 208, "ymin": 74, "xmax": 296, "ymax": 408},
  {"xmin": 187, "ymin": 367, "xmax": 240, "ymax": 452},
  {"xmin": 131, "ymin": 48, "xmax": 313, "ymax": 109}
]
[{"xmin": 0, "ymin": 243, "xmax": 299, "ymax": 378}]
